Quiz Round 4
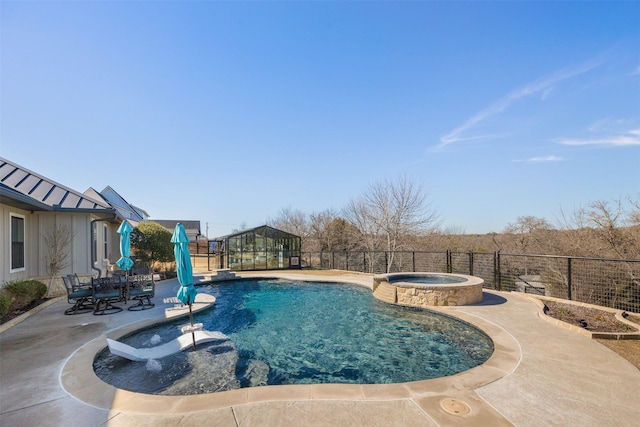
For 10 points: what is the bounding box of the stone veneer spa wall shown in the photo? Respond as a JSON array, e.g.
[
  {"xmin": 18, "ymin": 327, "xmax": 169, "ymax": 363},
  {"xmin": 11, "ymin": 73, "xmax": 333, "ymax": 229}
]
[{"xmin": 373, "ymin": 273, "xmax": 484, "ymax": 307}]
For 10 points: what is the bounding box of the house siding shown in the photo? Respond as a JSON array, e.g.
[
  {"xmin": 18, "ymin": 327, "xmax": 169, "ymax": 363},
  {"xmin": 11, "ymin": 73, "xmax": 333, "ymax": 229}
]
[
  {"xmin": 1, "ymin": 205, "xmax": 113, "ymax": 286},
  {"xmin": 1, "ymin": 159, "xmax": 154, "ymax": 290},
  {"xmin": 34, "ymin": 212, "xmax": 97, "ymax": 278},
  {"xmin": 1, "ymin": 205, "xmax": 31, "ymax": 282}
]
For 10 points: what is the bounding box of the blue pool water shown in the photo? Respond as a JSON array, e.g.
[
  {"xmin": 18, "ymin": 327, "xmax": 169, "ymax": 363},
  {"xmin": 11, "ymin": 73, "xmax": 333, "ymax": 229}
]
[{"xmin": 94, "ymin": 279, "xmax": 493, "ymax": 395}]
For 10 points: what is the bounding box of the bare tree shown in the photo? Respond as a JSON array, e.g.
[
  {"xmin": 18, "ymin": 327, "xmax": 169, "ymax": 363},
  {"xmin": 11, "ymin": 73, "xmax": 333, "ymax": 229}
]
[
  {"xmin": 44, "ymin": 224, "xmax": 74, "ymax": 296},
  {"xmin": 423, "ymin": 227, "xmax": 466, "ymax": 251},
  {"xmin": 309, "ymin": 209, "xmax": 362, "ymax": 252},
  {"xmin": 587, "ymin": 199, "xmax": 627, "ymax": 257},
  {"xmin": 557, "ymin": 196, "xmax": 639, "ymax": 259},
  {"xmin": 625, "ymin": 195, "xmax": 640, "ymax": 259},
  {"xmin": 308, "ymin": 209, "xmax": 338, "ymax": 252},
  {"xmin": 267, "ymin": 207, "xmax": 312, "ymax": 251},
  {"xmin": 502, "ymin": 215, "xmax": 554, "ymax": 253},
  {"xmin": 344, "ymin": 175, "xmax": 439, "ymax": 273},
  {"xmin": 343, "ymin": 197, "xmax": 383, "ymax": 272},
  {"xmin": 627, "ymin": 194, "xmax": 640, "ymax": 226}
]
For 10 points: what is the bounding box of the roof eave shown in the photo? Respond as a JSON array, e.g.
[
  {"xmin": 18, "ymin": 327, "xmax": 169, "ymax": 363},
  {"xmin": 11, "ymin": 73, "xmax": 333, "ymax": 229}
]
[
  {"xmin": 52, "ymin": 205, "xmax": 118, "ymax": 216},
  {"xmin": 0, "ymin": 186, "xmax": 53, "ymax": 211}
]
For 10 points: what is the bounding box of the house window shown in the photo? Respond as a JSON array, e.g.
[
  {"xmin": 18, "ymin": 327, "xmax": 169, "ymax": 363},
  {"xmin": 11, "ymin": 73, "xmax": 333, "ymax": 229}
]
[
  {"xmin": 10, "ymin": 214, "xmax": 25, "ymax": 271},
  {"xmin": 92, "ymin": 223, "xmax": 97, "ymax": 264},
  {"xmin": 103, "ymin": 224, "xmax": 108, "ymax": 259}
]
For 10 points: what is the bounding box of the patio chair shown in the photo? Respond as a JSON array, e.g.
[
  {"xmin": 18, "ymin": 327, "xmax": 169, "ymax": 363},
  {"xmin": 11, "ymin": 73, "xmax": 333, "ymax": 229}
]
[
  {"xmin": 112, "ymin": 269, "xmax": 127, "ymax": 279},
  {"xmin": 92, "ymin": 276, "xmax": 124, "ymax": 315},
  {"xmin": 67, "ymin": 273, "xmax": 92, "ymax": 291},
  {"xmin": 62, "ymin": 276, "xmax": 94, "ymax": 315},
  {"xmin": 126, "ymin": 274, "xmax": 155, "ymax": 311}
]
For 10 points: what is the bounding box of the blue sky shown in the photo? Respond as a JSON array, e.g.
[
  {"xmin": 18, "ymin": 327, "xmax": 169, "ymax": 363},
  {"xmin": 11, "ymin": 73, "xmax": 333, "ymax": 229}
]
[{"xmin": 2, "ymin": 1, "xmax": 639, "ymax": 237}]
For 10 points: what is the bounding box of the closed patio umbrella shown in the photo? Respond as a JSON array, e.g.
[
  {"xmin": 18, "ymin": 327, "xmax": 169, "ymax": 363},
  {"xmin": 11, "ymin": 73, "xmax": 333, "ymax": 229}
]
[
  {"xmin": 115, "ymin": 220, "xmax": 134, "ymax": 272},
  {"xmin": 171, "ymin": 223, "xmax": 197, "ymax": 350}
]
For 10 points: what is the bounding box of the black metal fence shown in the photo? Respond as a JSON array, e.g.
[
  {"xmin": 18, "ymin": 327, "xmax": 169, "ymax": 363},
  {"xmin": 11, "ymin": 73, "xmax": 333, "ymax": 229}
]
[{"xmin": 301, "ymin": 251, "xmax": 640, "ymax": 312}]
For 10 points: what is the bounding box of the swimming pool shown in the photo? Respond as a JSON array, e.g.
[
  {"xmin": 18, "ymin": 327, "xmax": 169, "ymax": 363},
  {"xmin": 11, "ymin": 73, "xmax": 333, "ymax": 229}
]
[{"xmin": 94, "ymin": 278, "xmax": 494, "ymax": 395}]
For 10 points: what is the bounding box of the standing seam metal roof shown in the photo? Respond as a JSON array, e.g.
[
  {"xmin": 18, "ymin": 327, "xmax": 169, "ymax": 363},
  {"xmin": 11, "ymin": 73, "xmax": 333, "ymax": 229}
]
[{"xmin": 0, "ymin": 157, "xmax": 112, "ymax": 211}]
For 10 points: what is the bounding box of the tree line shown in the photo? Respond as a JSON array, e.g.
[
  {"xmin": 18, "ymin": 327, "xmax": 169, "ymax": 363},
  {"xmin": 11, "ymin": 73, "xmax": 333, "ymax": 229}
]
[
  {"xmin": 266, "ymin": 175, "xmax": 640, "ymax": 262},
  {"xmin": 126, "ymin": 176, "xmax": 639, "ymax": 272}
]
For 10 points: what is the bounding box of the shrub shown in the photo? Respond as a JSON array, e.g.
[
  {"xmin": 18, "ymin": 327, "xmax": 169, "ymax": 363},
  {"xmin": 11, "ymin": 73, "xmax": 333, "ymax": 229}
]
[
  {"xmin": 3, "ymin": 280, "xmax": 48, "ymax": 312},
  {"xmin": 131, "ymin": 221, "xmax": 174, "ymax": 265},
  {"xmin": 0, "ymin": 294, "xmax": 10, "ymax": 317}
]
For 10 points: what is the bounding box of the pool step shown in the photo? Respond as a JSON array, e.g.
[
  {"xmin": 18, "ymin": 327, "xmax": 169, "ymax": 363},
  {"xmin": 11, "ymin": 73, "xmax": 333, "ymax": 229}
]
[
  {"xmin": 373, "ymin": 282, "xmax": 397, "ymax": 304},
  {"xmin": 201, "ymin": 269, "xmax": 237, "ymax": 282}
]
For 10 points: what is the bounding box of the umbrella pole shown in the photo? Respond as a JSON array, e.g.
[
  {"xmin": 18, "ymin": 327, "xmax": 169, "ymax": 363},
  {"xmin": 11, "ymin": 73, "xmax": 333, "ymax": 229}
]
[{"xmin": 188, "ymin": 303, "xmax": 196, "ymax": 351}]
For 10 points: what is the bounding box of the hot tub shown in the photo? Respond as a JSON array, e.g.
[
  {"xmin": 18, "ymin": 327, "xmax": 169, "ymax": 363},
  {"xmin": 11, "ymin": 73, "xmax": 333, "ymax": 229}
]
[{"xmin": 373, "ymin": 272, "xmax": 484, "ymax": 307}]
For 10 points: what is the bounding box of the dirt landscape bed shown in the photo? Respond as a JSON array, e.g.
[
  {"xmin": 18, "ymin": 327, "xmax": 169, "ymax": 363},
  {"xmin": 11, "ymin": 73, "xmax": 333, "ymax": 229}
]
[
  {"xmin": 543, "ymin": 299, "xmax": 640, "ymax": 369},
  {"xmin": 1, "ymin": 297, "xmax": 50, "ymax": 325},
  {"xmin": 543, "ymin": 300, "xmax": 638, "ymax": 333}
]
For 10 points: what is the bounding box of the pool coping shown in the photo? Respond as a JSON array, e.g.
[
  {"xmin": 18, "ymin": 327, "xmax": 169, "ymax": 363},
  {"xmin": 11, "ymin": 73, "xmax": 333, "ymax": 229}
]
[{"xmin": 60, "ymin": 274, "xmax": 521, "ymax": 416}]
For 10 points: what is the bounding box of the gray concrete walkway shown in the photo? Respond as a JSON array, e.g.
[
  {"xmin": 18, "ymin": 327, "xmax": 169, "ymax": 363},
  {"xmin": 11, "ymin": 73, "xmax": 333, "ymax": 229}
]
[{"xmin": 1, "ymin": 271, "xmax": 639, "ymax": 426}]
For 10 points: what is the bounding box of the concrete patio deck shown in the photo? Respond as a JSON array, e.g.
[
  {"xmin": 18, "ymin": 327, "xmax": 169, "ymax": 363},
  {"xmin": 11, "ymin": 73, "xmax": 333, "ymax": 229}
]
[{"xmin": 1, "ymin": 270, "xmax": 639, "ymax": 426}]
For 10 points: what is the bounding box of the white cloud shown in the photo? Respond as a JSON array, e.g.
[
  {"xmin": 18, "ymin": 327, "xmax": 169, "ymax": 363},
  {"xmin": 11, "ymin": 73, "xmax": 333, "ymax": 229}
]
[
  {"xmin": 514, "ymin": 155, "xmax": 565, "ymax": 163},
  {"xmin": 437, "ymin": 57, "xmax": 603, "ymax": 149},
  {"xmin": 540, "ymin": 87, "xmax": 555, "ymax": 101},
  {"xmin": 587, "ymin": 117, "xmax": 631, "ymax": 132},
  {"xmin": 556, "ymin": 129, "xmax": 640, "ymax": 147}
]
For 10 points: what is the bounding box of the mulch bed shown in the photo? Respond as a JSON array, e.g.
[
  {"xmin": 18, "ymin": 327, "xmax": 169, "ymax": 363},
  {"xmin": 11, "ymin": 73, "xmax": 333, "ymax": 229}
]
[
  {"xmin": 0, "ymin": 298, "xmax": 51, "ymax": 325},
  {"xmin": 544, "ymin": 300, "xmax": 639, "ymax": 333}
]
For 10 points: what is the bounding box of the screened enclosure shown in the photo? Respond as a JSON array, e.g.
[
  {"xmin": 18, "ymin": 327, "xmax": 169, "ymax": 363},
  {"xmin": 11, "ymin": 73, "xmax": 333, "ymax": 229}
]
[{"xmin": 210, "ymin": 225, "xmax": 301, "ymax": 271}]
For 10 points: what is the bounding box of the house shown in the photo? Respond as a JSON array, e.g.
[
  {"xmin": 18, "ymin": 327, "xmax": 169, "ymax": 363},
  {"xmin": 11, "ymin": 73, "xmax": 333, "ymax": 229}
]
[
  {"xmin": 153, "ymin": 220, "xmax": 202, "ymax": 242},
  {"xmin": 85, "ymin": 185, "xmax": 149, "ymax": 226},
  {"xmin": 0, "ymin": 157, "xmax": 146, "ymax": 295}
]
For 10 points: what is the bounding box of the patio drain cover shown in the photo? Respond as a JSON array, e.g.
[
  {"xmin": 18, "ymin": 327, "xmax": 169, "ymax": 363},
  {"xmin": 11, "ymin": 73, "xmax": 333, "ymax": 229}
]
[{"xmin": 440, "ymin": 398, "xmax": 471, "ymax": 416}]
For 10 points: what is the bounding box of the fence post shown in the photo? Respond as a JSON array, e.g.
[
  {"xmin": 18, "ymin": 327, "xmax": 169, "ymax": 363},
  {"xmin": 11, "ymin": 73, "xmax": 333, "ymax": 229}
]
[
  {"xmin": 469, "ymin": 251, "xmax": 474, "ymax": 276},
  {"xmin": 495, "ymin": 251, "xmax": 501, "ymax": 291},
  {"xmin": 345, "ymin": 251, "xmax": 349, "ymax": 271},
  {"xmin": 412, "ymin": 251, "xmax": 416, "ymax": 272},
  {"xmin": 446, "ymin": 250, "xmax": 452, "ymax": 273},
  {"xmin": 567, "ymin": 257, "xmax": 572, "ymax": 300}
]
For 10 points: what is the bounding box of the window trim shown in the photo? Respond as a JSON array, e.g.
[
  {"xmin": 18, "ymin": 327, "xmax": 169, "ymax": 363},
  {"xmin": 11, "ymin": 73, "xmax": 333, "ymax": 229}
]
[
  {"xmin": 10, "ymin": 213, "xmax": 26, "ymax": 273},
  {"xmin": 103, "ymin": 224, "xmax": 108, "ymax": 260},
  {"xmin": 92, "ymin": 223, "xmax": 97, "ymax": 265}
]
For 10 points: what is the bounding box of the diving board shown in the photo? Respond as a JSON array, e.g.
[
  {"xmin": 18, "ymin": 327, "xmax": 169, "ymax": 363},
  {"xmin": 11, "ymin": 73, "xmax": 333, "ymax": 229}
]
[{"xmin": 107, "ymin": 330, "xmax": 228, "ymax": 361}]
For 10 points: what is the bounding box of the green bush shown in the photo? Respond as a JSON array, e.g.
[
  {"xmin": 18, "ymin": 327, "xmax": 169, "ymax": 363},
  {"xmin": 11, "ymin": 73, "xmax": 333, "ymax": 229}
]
[
  {"xmin": 0, "ymin": 294, "xmax": 10, "ymax": 317},
  {"xmin": 3, "ymin": 280, "xmax": 48, "ymax": 312},
  {"xmin": 131, "ymin": 221, "xmax": 174, "ymax": 265}
]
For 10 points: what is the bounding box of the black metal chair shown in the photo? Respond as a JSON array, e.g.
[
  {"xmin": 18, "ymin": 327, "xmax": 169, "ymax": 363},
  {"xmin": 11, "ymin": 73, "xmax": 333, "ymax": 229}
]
[
  {"xmin": 62, "ymin": 276, "xmax": 94, "ymax": 315},
  {"xmin": 67, "ymin": 273, "xmax": 92, "ymax": 291},
  {"xmin": 126, "ymin": 274, "xmax": 155, "ymax": 311},
  {"xmin": 111, "ymin": 269, "xmax": 127, "ymax": 279},
  {"xmin": 92, "ymin": 276, "xmax": 124, "ymax": 315}
]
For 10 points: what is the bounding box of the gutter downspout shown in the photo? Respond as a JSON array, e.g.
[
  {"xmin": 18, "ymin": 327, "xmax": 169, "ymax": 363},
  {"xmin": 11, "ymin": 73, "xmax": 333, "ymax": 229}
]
[{"xmin": 91, "ymin": 214, "xmax": 117, "ymax": 278}]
